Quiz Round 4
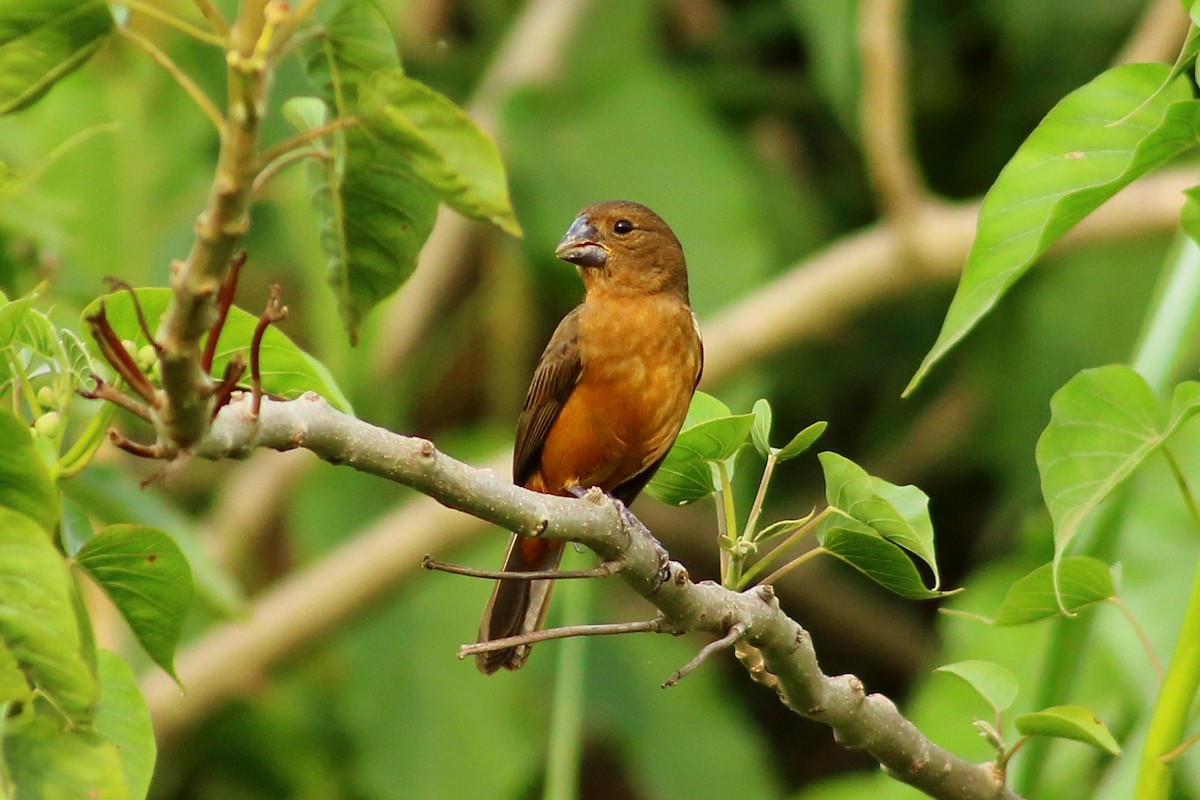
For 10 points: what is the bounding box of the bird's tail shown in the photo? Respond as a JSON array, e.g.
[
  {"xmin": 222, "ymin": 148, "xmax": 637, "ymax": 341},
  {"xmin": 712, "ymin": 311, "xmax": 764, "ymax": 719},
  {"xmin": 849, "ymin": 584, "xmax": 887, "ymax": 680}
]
[{"xmin": 475, "ymin": 535, "xmax": 565, "ymax": 674}]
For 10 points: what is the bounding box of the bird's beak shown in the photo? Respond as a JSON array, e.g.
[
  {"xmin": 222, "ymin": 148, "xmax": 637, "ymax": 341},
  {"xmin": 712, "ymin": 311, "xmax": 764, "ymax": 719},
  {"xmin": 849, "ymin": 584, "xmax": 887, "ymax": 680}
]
[{"xmin": 555, "ymin": 215, "xmax": 608, "ymax": 268}]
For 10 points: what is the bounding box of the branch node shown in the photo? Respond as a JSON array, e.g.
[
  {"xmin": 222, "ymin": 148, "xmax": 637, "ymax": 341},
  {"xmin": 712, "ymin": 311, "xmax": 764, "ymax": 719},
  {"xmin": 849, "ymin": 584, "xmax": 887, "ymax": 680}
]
[
  {"xmin": 756, "ymin": 584, "xmax": 776, "ymax": 604},
  {"xmin": 416, "ymin": 438, "xmax": 436, "ymax": 460},
  {"xmin": 662, "ymin": 621, "xmax": 748, "ymax": 688}
]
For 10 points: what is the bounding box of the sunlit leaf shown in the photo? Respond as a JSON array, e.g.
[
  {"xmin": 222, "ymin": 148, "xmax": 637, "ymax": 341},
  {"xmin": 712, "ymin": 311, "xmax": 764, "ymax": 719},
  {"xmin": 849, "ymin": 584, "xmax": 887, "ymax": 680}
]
[
  {"xmin": 646, "ymin": 394, "xmax": 754, "ymax": 506},
  {"xmin": 81, "ymin": 288, "xmax": 354, "ymax": 415},
  {"xmin": 934, "ymin": 660, "xmax": 1019, "ymax": 715},
  {"xmin": 1015, "ymin": 705, "xmax": 1122, "ymax": 756},
  {"xmin": 0, "ymin": 508, "xmax": 97, "ymax": 724},
  {"xmin": 819, "ymin": 452, "xmax": 940, "ymax": 586},
  {"xmin": 359, "ymin": 68, "xmax": 521, "ymax": 237},
  {"xmin": 907, "ymin": 64, "xmax": 1200, "ymax": 393},
  {"xmin": 3, "ymin": 703, "xmax": 128, "ymax": 799},
  {"xmin": 1036, "ymin": 367, "xmax": 1200, "ymax": 570},
  {"xmin": 994, "ymin": 557, "xmax": 1115, "ymax": 625},
  {"xmin": 94, "ymin": 650, "xmax": 155, "ymax": 799},
  {"xmin": 0, "ymin": 408, "xmax": 58, "ymax": 532},
  {"xmin": 0, "ymin": 0, "xmax": 114, "ymax": 114},
  {"xmin": 75, "ymin": 525, "xmax": 193, "ymax": 682},
  {"xmin": 301, "ymin": 0, "xmax": 440, "ymax": 342},
  {"xmin": 816, "ymin": 509, "xmax": 945, "ymax": 599}
]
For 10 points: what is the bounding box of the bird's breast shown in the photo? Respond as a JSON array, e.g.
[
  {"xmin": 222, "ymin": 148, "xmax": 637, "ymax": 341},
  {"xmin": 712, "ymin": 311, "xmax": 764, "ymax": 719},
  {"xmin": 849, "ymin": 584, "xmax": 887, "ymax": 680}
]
[{"xmin": 535, "ymin": 294, "xmax": 701, "ymax": 493}]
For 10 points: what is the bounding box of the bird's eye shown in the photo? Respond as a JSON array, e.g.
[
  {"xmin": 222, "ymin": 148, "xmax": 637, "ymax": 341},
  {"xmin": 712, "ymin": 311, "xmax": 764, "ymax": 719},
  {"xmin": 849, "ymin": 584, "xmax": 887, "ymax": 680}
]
[{"xmin": 613, "ymin": 219, "xmax": 634, "ymax": 235}]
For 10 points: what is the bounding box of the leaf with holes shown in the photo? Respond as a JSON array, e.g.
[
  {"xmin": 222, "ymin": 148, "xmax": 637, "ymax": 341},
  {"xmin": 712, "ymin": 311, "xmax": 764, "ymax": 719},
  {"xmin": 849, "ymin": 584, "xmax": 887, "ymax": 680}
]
[
  {"xmin": 1016, "ymin": 705, "xmax": 1122, "ymax": 756},
  {"xmin": 907, "ymin": 64, "xmax": 1200, "ymax": 393},
  {"xmin": 75, "ymin": 525, "xmax": 193, "ymax": 682},
  {"xmin": 81, "ymin": 288, "xmax": 353, "ymax": 415}
]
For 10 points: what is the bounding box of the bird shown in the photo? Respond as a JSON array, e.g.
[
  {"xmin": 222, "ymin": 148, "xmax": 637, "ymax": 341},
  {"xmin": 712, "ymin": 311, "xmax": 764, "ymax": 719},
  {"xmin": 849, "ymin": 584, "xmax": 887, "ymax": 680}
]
[{"xmin": 476, "ymin": 200, "xmax": 704, "ymax": 674}]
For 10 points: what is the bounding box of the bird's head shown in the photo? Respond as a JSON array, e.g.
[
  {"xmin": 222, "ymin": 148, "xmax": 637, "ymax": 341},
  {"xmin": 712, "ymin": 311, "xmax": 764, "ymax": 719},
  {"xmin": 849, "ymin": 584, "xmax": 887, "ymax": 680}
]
[{"xmin": 555, "ymin": 200, "xmax": 689, "ymax": 300}]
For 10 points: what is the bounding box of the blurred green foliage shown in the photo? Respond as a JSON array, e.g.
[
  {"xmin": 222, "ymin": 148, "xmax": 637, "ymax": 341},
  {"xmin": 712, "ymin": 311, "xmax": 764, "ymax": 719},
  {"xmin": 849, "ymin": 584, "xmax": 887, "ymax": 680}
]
[{"xmin": 1, "ymin": 0, "xmax": 1196, "ymax": 798}]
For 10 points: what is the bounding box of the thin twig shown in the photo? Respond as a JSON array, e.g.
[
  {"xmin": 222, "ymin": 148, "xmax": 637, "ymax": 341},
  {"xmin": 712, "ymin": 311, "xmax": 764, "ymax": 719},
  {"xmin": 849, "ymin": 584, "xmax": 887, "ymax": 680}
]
[
  {"xmin": 84, "ymin": 305, "xmax": 158, "ymax": 405},
  {"xmin": 251, "ymin": 147, "xmax": 327, "ymax": 198},
  {"xmin": 1161, "ymin": 729, "xmax": 1200, "ymax": 763},
  {"xmin": 78, "ymin": 374, "xmax": 153, "ymax": 422},
  {"xmin": 1108, "ymin": 596, "xmax": 1164, "ymax": 679},
  {"xmin": 117, "ymin": 28, "xmax": 225, "ymax": 132},
  {"xmin": 122, "ymin": 0, "xmax": 228, "ymax": 46},
  {"xmin": 458, "ymin": 618, "xmax": 668, "ymax": 659},
  {"xmin": 201, "ymin": 251, "xmax": 247, "ymax": 373},
  {"xmin": 255, "ymin": 117, "xmax": 359, "ymax": 171},
  {"xmin": 210, "ymin": 356, "xmax": 247, "ymax": 419},
  {"xmin": 104, "ymin": 277, "xmax": 162, "ymax": 353},
  {"xmin": 422, "ymin": 555, "xmax": 621, "ymax": 581},
  {"xmin": 756, "ymin": 546, "xmax": 826, "ymax": 589},
  {"xmin": 663, "ymin": 622, "xmax": 748, "ymax": 688},
  {"xmin": 108, "ymin": 428, "xmax": 168, "ymax": 459},
  {"xmin": 192, "ymin": 0, "xmax": 229, "ymax": 35},
  {"xmin": 250, "ymin": 285, "xmax": 287, "ymax": 418}
]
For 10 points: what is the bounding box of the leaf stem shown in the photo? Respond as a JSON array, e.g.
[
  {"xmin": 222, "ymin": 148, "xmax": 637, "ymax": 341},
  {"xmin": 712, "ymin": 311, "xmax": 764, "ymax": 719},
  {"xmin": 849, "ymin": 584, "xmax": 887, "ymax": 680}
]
[
  {"xmin": 255, "ymin": 117, "xmax": 359, "ymax": 172},
  {"xmin": 717, "ymin": 460, "xmax": 742, "ymax": 588},
  {"xmin": 1163, "ymin": 446, "xmax": 1200, "ymax": 533},
  {"xmin": 118, "ymin": 28, "xmax": 225, "ymax": 132},
  {"xmin": 121, "ymin": 0, "xmax": 229, "ymax": 46},
  {"xmin": 756, "ymin": 546, "xmax": 827, "ymax": 588},
  {"xmin": 738, "ymin": 506, "xmax": 834, "ymax": 587},
  {"xmin": 6, "ymin": 352, "xmax": 39, "ymax": 420},
  {"xmin": 192, "ymin": 0, "xmax": 229, "ymax": 35},
  {"xmin": 1107, "ymin": 596, "xmax": 1163, "ymax": 680},
  {"xmin": 743, "ymin": 452, "xmax": 777, "ymax": 541}
]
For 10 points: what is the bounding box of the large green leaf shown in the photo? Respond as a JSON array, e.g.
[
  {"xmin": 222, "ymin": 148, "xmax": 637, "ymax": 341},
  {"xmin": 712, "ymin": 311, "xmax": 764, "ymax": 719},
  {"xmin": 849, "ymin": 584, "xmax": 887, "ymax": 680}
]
[
  {"xmin": 358, "ymin": 68, "xmax": 521, "ymax": 237},
  {"xmin": 0, "ymin": 508, "xmax": 97, "ymax": 724},
  {"xmin": 0, "ymin": 638, "xmax": 30, "ymax": 705},
  {"xmin": 815, "ymin": 509, "xmax": 944, "ymax": 600},
  {"xmin": 907, "ymin": 64, "xmax": 1200, "ymax": 393},
  {"xmin": 94, "ymin": 650, "xmax": 155, "ymax": 800},
  {"xmin": 994, "ymin": 557, "xmax": 1115, "ymax": 625},
  {"xmin": 819, "ymin": 452, "xmax": 940, "ymax": 586},
  {"xmin": 0, "ymin": 409, "xmax": 57, "ymax": 532},
  {"xmin": 301, "ymin": 0, "xmax": 439, "ymax": 342},
  {"xmin": 81, "ymin": 288, "xmax": 354, "ymax": 415},
  {"xmin": 645, "ymin": 393, "xmax": 754, "ymax": 506},
  {"xmin": 1015, "ymin": 705, "xmax": 1122, "ymax": 757},
  {"xmin": 75, "ymin": 525, "xmax": 193, "ymax": 682},
  {"xmin": 3, "ymin": 704, "xmax": 128, "ymax": 799},
  {"xmin": 0, "ymin": 0, "xmax": 114, "ymax": 114},
  {"xmin": 1036, "ymin": 367, "xmax": 1200, "ymax": 569}
]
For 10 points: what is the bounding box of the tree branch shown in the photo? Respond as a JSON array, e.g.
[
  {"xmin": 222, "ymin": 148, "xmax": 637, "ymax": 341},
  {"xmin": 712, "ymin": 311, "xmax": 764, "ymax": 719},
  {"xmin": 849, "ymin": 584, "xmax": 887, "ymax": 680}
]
[{"xmin": 141, "ymin": 392, "xmax": 1019, "ymax": 800}]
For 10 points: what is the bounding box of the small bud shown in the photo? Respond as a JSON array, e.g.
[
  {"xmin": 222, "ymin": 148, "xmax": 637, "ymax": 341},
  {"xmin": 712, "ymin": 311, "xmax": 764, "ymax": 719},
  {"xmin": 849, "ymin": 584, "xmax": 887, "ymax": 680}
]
[
  {"xmin": 36, "ymin": 386, "xmax": 56, "ymax": 409},
  {"xmin": 34, "ymin": 411, "xmax": 61, "ymax": 439},
  {"xmin": 136, "ymin": 344, "xmax": 156, "ymax": 372}
]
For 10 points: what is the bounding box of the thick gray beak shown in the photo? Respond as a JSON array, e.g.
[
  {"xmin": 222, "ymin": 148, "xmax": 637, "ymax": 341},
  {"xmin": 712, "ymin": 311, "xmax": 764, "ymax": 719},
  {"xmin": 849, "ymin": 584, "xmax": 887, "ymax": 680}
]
[{"xmin": 554, "ymin": 215, "xmax": 607, "ymax": 268}]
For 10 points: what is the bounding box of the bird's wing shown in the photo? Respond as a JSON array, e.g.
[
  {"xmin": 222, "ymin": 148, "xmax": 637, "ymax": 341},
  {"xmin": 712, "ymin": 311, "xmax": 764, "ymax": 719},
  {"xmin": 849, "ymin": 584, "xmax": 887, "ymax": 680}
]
[{"xmin": 513, "ymin": 306, "xmax": 583, "ymax": 486}]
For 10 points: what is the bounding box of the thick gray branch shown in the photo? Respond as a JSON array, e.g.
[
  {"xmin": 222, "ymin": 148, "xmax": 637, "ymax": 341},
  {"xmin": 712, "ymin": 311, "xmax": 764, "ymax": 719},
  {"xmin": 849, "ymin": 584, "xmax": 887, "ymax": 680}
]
[{"xmin": 182, "ymin": 392, "xmax": 1019, "ymax": 800}]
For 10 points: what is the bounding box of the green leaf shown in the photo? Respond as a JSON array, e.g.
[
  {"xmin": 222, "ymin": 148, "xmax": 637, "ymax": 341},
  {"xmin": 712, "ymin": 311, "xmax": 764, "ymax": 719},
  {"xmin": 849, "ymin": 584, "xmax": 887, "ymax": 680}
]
[
  {"xmin": 816, "ymin": 509, "xmax": 945, "ymax": 599},
  {"xmin": 934, "ymin": 660, "xmax": 1019, "ymax": 716},
  {"xmin": 1182, "ymin": 185, "xmax": 1200, "ymax": 245},
  {"xmin": 3, "ymin": 704, "xmax": 129, "ymax": 799},
  {"xmin": 359, "ymin": 68, "xmax": 521, "ymax": 236},
  {"xmin": 301, "ymin": 1, "xmax": 440, "ymax": 342},
  {"xmin": 0, "ymin": 508, "xmax": 97, "ymax": 724},
  {"xmin": 754, "ymin": 510, "xmax": 816, "ymax": 543},
  {"xmin": 75, "ymin": 525, "xmax": 193, "ymax": 682},
  {"xmin": 775, "ymin": 421, "xmax": 827, "ymax": 462},
  {"xmin": 1036, "ymin": 367, "xmax": 1200, "ymax": 568},
  {"xmin": 0, "ymin": 638, "xmax": 31, "ymax": 705},
  {"xmin": 994, "ymin": 557, "xmax": 1115, "ymax": 625},
  {"xmin": 681, "ymin": 391, "xmax": 732, "ymax": 426},
  {"xmin": 94, "ymin": 650, "xmax": 155, "ymax": 799},
  {"xmin": 81, "ymin": 288, "xmax": 354, "ymax": 415},
  {"xmin": 1015, "ymin": 705, "xmax": 1122, "ymax": 756},
  {"xmin": 750, "ymin": 398, "xmax": 772, "ymax": 458},
  {"xmin": 0, "ymin": 0, "xmax": 114, "ymax": 115},
  {"xmin": 819, "ymin": 452, "xmax": 940, "ymax": 586},
  {"xmin": 0, "ymin": 409, "xmax": 57, "ymax": 532},
  {"xmin": 644, "ymin": 449, "xmax": 715, "ymax": 506},
  {"xmin": 672, "ymin": 413, "xmax": 756, "ymax": 464},
  {"xmin": 907, "ymin": 63, "xmax": 1200, "ymax": 393},
  {"xmin": 646, "ymin": 393, "xmax": 753, "ymax": 505}
]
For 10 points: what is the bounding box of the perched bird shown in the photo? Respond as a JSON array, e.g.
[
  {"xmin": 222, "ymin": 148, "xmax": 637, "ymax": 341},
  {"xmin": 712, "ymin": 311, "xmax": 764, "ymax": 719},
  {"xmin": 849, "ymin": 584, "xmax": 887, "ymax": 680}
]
[{"xmin": 476, "ymin": 200, "xmax": 703, "ymax": 674}]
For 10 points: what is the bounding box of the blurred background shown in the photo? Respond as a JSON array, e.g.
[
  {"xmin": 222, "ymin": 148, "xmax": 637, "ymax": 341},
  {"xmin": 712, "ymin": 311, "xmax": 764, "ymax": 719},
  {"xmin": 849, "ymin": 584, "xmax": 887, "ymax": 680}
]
[{"xmin": 1, "ymin": 0, "xmax": 1197, "ymax": 797}]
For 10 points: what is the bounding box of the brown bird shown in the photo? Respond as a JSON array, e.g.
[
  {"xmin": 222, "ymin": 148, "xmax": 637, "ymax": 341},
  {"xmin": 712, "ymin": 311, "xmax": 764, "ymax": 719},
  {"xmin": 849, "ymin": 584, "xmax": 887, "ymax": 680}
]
[{"xmin": 476, "ymin": 200, "xmax": 704, "ymax": 674}]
